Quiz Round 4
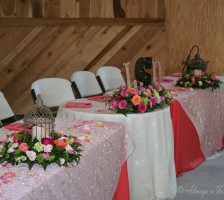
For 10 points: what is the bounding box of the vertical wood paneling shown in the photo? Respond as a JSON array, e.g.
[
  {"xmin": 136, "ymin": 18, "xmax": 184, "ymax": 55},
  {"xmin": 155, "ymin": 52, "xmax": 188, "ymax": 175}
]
[
  {"xmin": 32, "ymin": 0, "xmax": 43, "ymax": 17},
  {"xmin": 16, "ymin": 0, "xmax": 29, "ymax": 17},
  {"xmin": 1, "ymin": 0, "xmax": 15, "ymax": 16},
  {"xmin": 61, "ymin": 0, "xmax": 79, "ymax": 18},
  {"xmin": 44, "ymin": 0, "xmax": 61, "ymax": 18},
  {"xmin": 0, "ymin": 0, "xmax": 165, "ymax": 18},
  {"xmin": 79, "ymin": 0, "xmax": 90, "ymax": 18},
  {"xmin": 166, "ymin": 0, "xmax": 224, "ymax": 75}
]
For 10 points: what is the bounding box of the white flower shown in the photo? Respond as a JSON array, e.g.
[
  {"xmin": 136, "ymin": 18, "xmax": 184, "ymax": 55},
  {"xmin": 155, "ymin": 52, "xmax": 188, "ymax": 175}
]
[
  {"xmin": 44, "ymin": 144, "xmax": 53, "ymax": 153},
  {"xmin": 60, "ymin": 158, "xmax": 65, "ymax": 165},
  {"xmin": 65, "ymin": 144, "xmax": 73, "ymax": 152},
  {"xmin": 7, "ymin": 147, "xmax": 15, "ymax": 153},
  {"xmin": 59, "ymin": 137, "xmax": 67, "ymax": 141},
  {"xmin": 12, "ymin": 143, "xmax": 19, "ymax": 148},
  {"xmin": 8, "ymin": 137, "xmax": 13, "ymax": 142},
  {"xmin": 198, "ymin": 81, "xmax": 203, "ymax": 86},
  {"xmin": 26, "ymin": 151, "xmax": 36, "ymax": 161}
]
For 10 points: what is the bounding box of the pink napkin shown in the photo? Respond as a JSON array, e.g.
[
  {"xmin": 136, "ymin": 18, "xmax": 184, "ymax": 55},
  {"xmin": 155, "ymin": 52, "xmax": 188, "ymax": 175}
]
[
  {"xmin": 170, "ymin": 73, "xmax": 182, "ymax": 77},
  {"xmin": 161, "ymin": 78, "xmax": 174, "ymax": 83},
  {"xmin": 4, "ymin": 123, "xmax": 32, "ymax": 133},
  {"xmin": 65, "ymin": 102, "xmax": 92, "ymax": 108},
  {"xmin": 87, "ymin": 95, "xmax": 110, "ymax": 102}
]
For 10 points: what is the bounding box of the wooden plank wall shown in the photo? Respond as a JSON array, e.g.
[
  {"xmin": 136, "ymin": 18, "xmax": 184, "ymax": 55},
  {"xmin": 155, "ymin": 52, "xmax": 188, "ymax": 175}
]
[
  {"xmin": 165, "ymin": 0, "xmax": 224, "ymax": 75},
  {"xmin": 0, "ymin": 0, "xmax": 165, "ymax": 18},
  {"xmin": 0, "ymin": 0, "xmax": 166, "ymax": 114}
]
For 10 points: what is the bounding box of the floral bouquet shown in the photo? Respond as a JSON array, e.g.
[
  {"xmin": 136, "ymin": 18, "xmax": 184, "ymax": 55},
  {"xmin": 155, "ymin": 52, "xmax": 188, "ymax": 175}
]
[
  {"xmin": 0, "ymin": 131, "xmax": 82, "ymax": 170},
  {"xmin": 176, "ymin": 70, "xmax": 223, "ymax": 90},
  {"xmin": 106, "ymin": 83, "xmax": 172, "ymax": 115}
]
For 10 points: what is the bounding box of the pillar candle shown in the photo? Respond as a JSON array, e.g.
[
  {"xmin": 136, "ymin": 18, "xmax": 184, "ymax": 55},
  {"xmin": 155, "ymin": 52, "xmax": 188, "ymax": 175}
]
[
  {"xmin": 32, "ymin": 126, "xmax": 45, "ymax": 141},
  {"xmin": 123, "ymin": 62, "xmax": 131, "ymax": 88}
]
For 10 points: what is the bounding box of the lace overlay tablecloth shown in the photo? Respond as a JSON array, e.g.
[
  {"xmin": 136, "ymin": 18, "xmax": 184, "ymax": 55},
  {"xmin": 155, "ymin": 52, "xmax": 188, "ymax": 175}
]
[
  {"xmin": 162, "ymin": 76, "xmax": 224, "ymax": 157},
  {"xmin": 0, "ymin": 118, "xmax": 130, "ymax": 200},
  {"xmin": 57, "ymin": 103, "xmax": 177, "ymax": 200}
]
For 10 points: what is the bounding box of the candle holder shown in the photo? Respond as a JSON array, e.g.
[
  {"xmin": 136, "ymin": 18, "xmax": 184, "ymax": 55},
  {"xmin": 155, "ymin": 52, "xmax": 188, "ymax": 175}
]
[{"xmin": 23, "ymin": 94, "xmax": 55, "ymax": 141}]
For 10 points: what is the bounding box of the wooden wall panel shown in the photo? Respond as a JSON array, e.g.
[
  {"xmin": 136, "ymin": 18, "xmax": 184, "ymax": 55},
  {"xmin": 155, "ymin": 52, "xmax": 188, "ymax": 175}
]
[
  {"xmin": 0, "ymin": 0, "xmax": 165, "ymax": 18},
  {"xmin": 165, "ymin": 0, "xmax": 224, "ymax": 75},
  {"xmin": 0, "ymin": 0, "xmax": 166, "ymax": 115},
  {"xmin": 0, "ymin": 24, "xmax": 165, "ymax": 114}
]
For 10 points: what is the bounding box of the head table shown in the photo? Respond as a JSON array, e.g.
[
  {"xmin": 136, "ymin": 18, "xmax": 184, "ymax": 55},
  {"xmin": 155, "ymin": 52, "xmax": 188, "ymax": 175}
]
[
  {"xmin": 0, "ymin": 118, "xmax": 132, "ymax": 200},
  {"xmin": 161, "ymin": 75, "xmax": 224, "ymax": 175},
  {"xmin": 57, "ymin": 102, "xmax": 177, "ymax": 200}
]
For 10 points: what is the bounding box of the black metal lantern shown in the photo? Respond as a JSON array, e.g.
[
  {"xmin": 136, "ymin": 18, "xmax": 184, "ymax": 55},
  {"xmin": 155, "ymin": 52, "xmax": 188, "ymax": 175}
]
[{"xmin": 182, "ymin": 45, "xmax": 208, "ymax": 73}]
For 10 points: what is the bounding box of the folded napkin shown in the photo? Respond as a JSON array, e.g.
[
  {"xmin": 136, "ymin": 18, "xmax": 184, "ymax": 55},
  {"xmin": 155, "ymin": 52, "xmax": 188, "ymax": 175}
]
[
  {"xmin": 4, "ymin": 123, "xmax": 32, "ymax": 132},
  {"xmin": 161, "ymin": 78, "xmax": 174, "ymax": 83},
  {"xmin": 87, "ymin": 95, "xmax": 110, "ymax": 102},
  {"xmin": 65, "ymin": 102, "xmax": 92, "ymax": 108},
  {"xmin": 170, "ymin": 73, "xmax": 182, "ymax": 77}
]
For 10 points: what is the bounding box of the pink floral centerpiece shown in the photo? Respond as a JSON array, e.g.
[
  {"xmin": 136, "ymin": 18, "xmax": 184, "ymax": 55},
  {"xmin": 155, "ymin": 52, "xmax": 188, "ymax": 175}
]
[
  {"xmin": 106, "ymin": 82, "xmax": 172, "ymax": 115},
  {"xmin": 0, "ymin": 131, "xmax": 82, "ymax": 170}
]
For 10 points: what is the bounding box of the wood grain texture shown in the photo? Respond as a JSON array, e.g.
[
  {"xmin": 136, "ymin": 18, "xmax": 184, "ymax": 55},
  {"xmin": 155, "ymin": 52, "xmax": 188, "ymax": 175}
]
[
  {"xmin": 165, "ymin": 0, "xmax": 224, "ymax": 75},
  {"xmin": 16, "ymin": 0, "xmax": 29, "ymax": 18},
  {"xmin": 0, "ymin": 0, "xmax": 165, "ymax": 18},
  {"xmin": 1, "ymin": 0, "xmax": 15, "ymax": 16}
]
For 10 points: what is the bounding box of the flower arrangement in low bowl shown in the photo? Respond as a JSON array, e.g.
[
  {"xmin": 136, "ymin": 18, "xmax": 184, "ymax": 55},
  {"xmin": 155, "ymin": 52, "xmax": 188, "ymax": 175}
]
[
  {"xmin": 106, "ymin": 83, "xmax": 172, "ymax": 115},
  {"xmin": 0, "ymin": 131, "xmax": 82, "ymax": 170},
  {"xmin": 176, "ymin": 70, "xmax": 223, "ymax": 90}
]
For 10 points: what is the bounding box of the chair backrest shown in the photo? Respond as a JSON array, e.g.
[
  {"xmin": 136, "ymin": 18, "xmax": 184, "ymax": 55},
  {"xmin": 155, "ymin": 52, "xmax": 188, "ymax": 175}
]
[
  {"xmin": 31, "ymin": 78, "xmax": 75, "ymax": 107},
  {"xmin": 96, "ymin": 66, "xmax": 126, "ymax": 91},
  {"xmin": 71, "ymin": 71, "xmax": 103, "ymax": 98},
  {"xmin": 0, "ymin": 91, "xmax": 15, "ymax": 125}
]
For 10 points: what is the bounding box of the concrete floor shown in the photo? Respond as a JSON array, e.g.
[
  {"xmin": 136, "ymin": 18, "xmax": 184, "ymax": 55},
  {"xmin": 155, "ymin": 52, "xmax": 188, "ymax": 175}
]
[{"xmin": 175, "ymin": 151, "xmax": 224, "ymax": 200}]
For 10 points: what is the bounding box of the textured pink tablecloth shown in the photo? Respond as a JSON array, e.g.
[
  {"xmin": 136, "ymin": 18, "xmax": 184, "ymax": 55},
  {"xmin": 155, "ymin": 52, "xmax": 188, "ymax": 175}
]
[{"xmin": 0, "ymin": 118, "xmax": 130, "ymax": 200}]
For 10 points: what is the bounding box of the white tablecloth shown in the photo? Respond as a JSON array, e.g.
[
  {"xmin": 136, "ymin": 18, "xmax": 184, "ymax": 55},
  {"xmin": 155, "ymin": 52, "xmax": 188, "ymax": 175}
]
[
  {"xmin": 57, "ymin": 102, "xmax": 177, "ymax": 200},
  {"xmin": 0, "ymin": 118, "xmax": 129, "ymax": 200},
  {"xmin": 161, "ymin": 76, "xmax": 224, "ymax": 157}
]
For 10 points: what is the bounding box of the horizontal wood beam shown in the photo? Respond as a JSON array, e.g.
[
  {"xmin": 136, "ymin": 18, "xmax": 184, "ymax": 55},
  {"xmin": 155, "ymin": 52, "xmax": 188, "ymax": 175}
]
[{"xmin": 0, "ymin": 18, "xmax": 165, "ymax": 26}]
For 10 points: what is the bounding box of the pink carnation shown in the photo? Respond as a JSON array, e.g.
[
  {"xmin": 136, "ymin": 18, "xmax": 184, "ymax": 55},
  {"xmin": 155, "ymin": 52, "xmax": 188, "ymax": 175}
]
[
  {"xmin": 150, "ymin": 97, "xmax": 157, "ymax": 105},
  {"xmin": 120, "ymin": 91, "xmax": 128, "ymax": 97},
  {"xmin": 118, "ymin": 100, "xmax": 127, "ymax": 109},
  {"xmin": 18, "ymin": 143, "xmax": 29, "ymax": 152},
  {"xmin": 138, "ymin": 103, "xmax": 147, "ymax": 113}
]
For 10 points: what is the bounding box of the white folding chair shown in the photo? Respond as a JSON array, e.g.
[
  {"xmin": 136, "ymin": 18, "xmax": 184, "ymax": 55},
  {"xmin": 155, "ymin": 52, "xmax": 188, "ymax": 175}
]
[
  {"xmin": 0, "ymin": 91, "xmax": 17, "ymax": 127},
  {"xmin": 31, "ymin": 78, "xmax": 75, "ymax": 108},
  {"xmin": 96, "ymin": 66, "xmax": 126, "ymax": 91},
  {"xmin": 71, "ymin": 71, "xmax": 104, "ymax": 98}
]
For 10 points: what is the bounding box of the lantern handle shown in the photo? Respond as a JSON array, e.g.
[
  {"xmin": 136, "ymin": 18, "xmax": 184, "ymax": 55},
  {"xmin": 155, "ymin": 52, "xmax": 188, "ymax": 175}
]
[{"xmin": 182, "ymin": 45, "xmax": 199, "ymax": 73}]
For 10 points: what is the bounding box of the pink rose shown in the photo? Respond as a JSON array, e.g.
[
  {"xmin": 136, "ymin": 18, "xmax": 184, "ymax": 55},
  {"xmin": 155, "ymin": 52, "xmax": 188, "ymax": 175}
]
[
  {"xmin": 42, "ymin": 153, "xmax": 49, "ymax": 159},
  {"xmin": 150, "ymin": 97, "xmax": 157, "ymax": 105},
  {"xmin": 41, "ymin": 138, "xmax": 54, "ymax": 145},
  {"xmin": 138, "ymin": 103, "xmax": 147, "ymax": 113},
  {"xmin": 118, "ymin": 100, "xmax": 127, "ymax": 109},
  {"xmin": 18, "ymin": 143, "xmax": 29, "ymax": 152},
  {"xmin": 120, "ymin": 91, "xmax": 128, "ymax": 97},
  {"xmin": 160, "ymin": 96, "xmax": 165, "ymax": 102}
]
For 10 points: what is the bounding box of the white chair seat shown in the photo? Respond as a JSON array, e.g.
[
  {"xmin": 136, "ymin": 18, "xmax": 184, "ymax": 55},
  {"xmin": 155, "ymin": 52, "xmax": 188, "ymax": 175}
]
[
  {"xmin": 96, "ymin": 66, "xmax": 126, "ymax": 91},
  {"xmin": 31, "ymin": 78, "xmax": 75, "ymax": 108},
  {"xmin": 71, "ymin": 71, "xmax": 103, "ymax": 98}
]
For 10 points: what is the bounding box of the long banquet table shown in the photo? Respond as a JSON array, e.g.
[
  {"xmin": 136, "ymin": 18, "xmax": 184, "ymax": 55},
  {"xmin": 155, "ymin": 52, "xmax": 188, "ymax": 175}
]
[
  {"xmin": 0, "ymin": 118, "xmax": 132, "ymax": 200},
  {"xmin": 161, "ymin": 75, "xmax": 224, "ymax": 176},
  {"xmin": 57, "ymin": 102, "xmax": 177, "ymax": 200}
]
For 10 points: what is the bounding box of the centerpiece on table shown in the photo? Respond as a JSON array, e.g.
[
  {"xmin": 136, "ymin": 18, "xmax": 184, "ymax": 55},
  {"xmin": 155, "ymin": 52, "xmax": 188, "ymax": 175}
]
[
  {"xmin": 177, "ymin": 45, "xmax": 222, "ymax": 90},
  {"xmin": 0, "ymin": 131, "xmax": 82, "ymax": 170},
  {"xmin": 176, "ymin": 70, "xmax": 223, "ymax": 90},
  {"xmin": 106, "ymin": 82, "xmax": 172, "ymax": 115},
  {"xmin": 0, "ymin": 95, "xmax": 82, "ymax": 170}
]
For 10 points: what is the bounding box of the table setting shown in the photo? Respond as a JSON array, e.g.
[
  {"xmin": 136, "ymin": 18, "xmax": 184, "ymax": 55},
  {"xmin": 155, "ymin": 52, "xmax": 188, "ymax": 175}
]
[
  {"xmin": 0, "ymin": 113, "xmax": 131, "ymax": 199},
  {"xmin": 57, "ymin": 83, "xmax": 177, "ymax": 200}
]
